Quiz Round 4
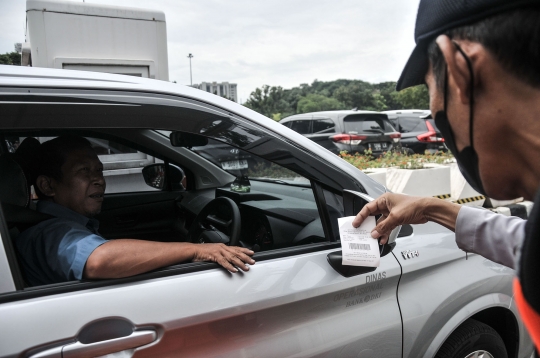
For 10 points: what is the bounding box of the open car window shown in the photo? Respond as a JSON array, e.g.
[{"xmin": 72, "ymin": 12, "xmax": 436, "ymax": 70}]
[{"xmin": 0, "ymin": 89, "xmax": 359, "ymax": 297}]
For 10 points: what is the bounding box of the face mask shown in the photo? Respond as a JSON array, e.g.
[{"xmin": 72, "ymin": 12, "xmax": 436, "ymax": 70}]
[{"xmin": 434, "ymin": 43, "xmax": 487, "ymax": 196}]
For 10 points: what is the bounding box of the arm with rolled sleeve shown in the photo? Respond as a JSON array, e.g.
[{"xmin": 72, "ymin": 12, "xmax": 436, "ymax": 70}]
[{"xmin": 455, "ymin": 205, "xmax": 525, "ymax": 269}]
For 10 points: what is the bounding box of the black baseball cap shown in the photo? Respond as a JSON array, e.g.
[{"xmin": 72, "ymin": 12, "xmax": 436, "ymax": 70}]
[{"xmin": 397, "ymin": 0, "xmax": 540, "ymax": 91}]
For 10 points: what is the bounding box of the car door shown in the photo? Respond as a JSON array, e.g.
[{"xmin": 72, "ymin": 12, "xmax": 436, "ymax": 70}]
[
  {"xmin": 0, "ymin": 219, "xmax": 403, "ymax": 358},
  {"xmin": 0, "ymin": 87, "xmax": 403, "ymax": 357}
]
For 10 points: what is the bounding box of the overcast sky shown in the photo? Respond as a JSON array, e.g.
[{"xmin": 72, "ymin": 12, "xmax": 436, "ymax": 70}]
[{"xmin": 0, "ymin": 0, "xmax": 420, "ymax": 102}]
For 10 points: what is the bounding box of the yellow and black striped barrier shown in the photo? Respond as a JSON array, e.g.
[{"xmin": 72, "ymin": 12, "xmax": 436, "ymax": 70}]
[
  {"xmin": 433, "ymin": 193, "xmax": 452, "ymax": 200},
  {"xmin": 431, "ymin": 194, "xmax": 486, "ymax": 204},
  {"xmin": 452, "ymin": 195, "xmax": 485, "ymax": 204}
]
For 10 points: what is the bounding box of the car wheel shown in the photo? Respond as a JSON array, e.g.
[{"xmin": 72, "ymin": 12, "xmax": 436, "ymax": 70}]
[{"xmin": 435, "ymin": 319, "xmax": 507, "ymax": 358}]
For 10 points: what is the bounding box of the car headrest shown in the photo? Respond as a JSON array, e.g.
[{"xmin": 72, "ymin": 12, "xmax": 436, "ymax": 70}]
[
  {"xmin": 13, "ymin": 137, "xmax": 41, "ymax": 187},
  {"xmin": 0, "ymin": 154, "xmax": 30, "ymax": 207}
]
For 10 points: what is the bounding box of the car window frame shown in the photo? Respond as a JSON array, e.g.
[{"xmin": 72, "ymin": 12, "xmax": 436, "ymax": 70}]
[{"xmin": 0, "ymin": 88, "xmax": 366, "ymax": 301}]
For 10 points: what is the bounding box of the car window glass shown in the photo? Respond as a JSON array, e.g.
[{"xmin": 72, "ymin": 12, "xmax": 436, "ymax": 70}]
[
  {"xmin": 383, "ymin": 119, "xmax": 397, "ymax": 132},
  {"xmin": 397, "ymin": 117, "xmax": 428, "ymax": 133},
  {"xmin": 427, "ymin": 119, "xmax": 440, "ymax": 132},
  {"xmin": 190, "ymin": 138, "xmax": 309, "ymax": 184},
  {"xmin": 290, "ymin": 120, "xmax": 311, "ymax": 134},
  {"xmin": 6, "ymin": 136, "xmax": 161, "ymax": 194},
  {"xmin": 312, "ymin": 119, "xmax": 335, "ymax": 134},
  {"xmin": 91, "ymin": 139, "xmax": 162, "ymax": 194},
  {"xmin": 343, "ymin": 114, "xmax": 393, "ymax": 134},
  {"xmin": 281, "ymin": 121, "xmax": 292, "ymax": 128}
]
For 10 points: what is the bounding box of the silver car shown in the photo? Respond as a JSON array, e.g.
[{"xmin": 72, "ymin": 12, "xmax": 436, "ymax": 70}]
[{"xmin": 0, "ymin": 66, "xmax": 533, "ymax": 358}]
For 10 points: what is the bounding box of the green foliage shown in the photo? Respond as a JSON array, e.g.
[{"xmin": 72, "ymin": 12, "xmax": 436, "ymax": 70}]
[
  {"xmin": 244, "ymin": 85, "xmax": 291, "ymax": 119},
  {"xmin": 247, "ymin": 162, "xmax": 299, "ymax": 179},
  {"xmin": 392, "ymin": 85, "xmax": 430, "ymax": 109},
  {"xmin": 0, "ymin": 52, "xmax": 21, "ymax": 66},
  {"xmin": 333, "ymin": 82, "xmax": 387, "ymax": 111},
  {"xmin": 244, "ymin": 79, "xmax": 430, "ymax": 119},
  {"xmin": 296, "ymin": 93, "xmax": 346, "ymax": 113},
  {"xmin": 340, "ymin": 150, "xmax": 454, "ymax": 170}
]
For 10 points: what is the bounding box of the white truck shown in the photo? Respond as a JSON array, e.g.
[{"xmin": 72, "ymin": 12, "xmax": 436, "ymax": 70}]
[
  {"xmin": 23, "ymin": 0, "xmax": 169, "ymax": 81},
  {"xmin": 20, "ymin": 0, "xmax": 170, "ymax": 193}
]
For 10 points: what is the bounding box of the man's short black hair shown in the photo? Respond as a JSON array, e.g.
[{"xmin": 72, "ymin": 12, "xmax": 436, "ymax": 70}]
[
  {"xmin": 427, "ymin": 7, "xmax": 540, "ymax": 90},
  {"xmin": 36, "ymin": 136, "xmax": 94, "ymax": 199}
]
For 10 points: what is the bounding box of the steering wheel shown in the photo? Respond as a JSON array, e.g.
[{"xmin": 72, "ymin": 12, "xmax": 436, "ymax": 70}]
[{"xmin": 187, "ymin": 197, "xmax": 241, "ymax": 246}]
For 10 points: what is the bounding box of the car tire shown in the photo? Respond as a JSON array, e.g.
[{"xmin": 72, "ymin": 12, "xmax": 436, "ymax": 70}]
[{"xmin": 435, "ymin": 319, "xmax": 507, "ymax": 358}]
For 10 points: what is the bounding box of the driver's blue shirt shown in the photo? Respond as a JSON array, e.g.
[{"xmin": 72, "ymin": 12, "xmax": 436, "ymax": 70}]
[{"xmin": 16, "ymin": 201, "xmax": 107, "ymax": 286}]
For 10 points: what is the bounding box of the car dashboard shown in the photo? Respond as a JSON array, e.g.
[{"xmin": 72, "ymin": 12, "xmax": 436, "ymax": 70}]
[{"xmin": 178, "ymin": 180, "xmax": 325, "ymax": 251}]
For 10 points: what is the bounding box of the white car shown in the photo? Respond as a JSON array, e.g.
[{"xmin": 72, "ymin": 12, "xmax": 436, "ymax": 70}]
[{"xmin": 0, "ymin": 65, "xmax": 533, "ymax": 358}]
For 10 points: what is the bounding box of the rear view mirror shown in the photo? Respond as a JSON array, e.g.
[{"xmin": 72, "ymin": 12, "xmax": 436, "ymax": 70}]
[{"xmin": 170, "ymin": 132, "xmax": 208, "ymax": 148}]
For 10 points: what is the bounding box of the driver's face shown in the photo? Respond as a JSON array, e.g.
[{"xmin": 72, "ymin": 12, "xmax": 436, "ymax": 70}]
[{"xmin": 51, "ymin": 148, "xmax": 106, "ymax": 217}]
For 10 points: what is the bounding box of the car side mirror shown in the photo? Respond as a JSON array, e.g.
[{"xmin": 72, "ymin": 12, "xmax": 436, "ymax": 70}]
[
  {"xmin": 327, "ymin": 189, "xmax": 401, "ymax": 277},
  {"xmin": 342, "ymin": 189, "xmax": 401, "ymax": 246},
  {"xmin": 170, "ymin": 132, "xmax": 208, "ymax": 148},
  {"xmin": 142, "ymin": 163, "xmax": 185, "ymax": 191}
]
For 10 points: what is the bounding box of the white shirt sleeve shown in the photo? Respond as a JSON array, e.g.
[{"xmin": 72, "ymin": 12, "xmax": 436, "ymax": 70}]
[{"xmin": 455, "ymin": 205, "xmax": 525, "ymax": 269}]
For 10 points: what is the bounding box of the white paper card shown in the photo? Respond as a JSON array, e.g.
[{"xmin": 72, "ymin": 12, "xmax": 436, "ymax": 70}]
[{"xmin": 338, "ymin": 216, "xmax": 380, "ymax": 267}]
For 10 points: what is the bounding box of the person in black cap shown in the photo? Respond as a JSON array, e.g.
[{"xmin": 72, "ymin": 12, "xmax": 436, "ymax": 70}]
[{"xmin": 352, "ymin": 0, "xmax": 540, "ymax": 352}]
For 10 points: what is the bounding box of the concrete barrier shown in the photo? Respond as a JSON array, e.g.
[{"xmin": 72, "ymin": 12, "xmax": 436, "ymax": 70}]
[
  {"xmin": 450, "ymin": 163, "xmax": 485, "ymax": 206},
  {"xmin": 386, "ymin": 166, "xmax": 451, "ymax": 197},
  {"xmin": 364, "ymin": 168, "xmax": 387, "ymax": 186}
]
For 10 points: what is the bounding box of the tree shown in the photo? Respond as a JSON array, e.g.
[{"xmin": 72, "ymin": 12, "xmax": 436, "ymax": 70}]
[
  {"xmin": 0, "ymin": 52, "xmax": 21, "ymax": 66},
  {"xmin": 333, "ymin": 82, "xmax": 388, "ymax": 111},
  {"xmin": 296, "ymin": 93, "xmax": 346, "ymax": 113},
  {"xmin": 244, "ymin": 85, "xmax": 292, "ymax": 119},
  {"xmin": 392, "ymin": 85, "xmax": 429, "ymax": 109}
]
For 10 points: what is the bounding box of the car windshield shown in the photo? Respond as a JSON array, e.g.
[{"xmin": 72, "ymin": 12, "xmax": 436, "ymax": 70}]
[
  {"xmin": 157, "ymin": 131, "xmax": 310, "ymax": 186},
  {"xmin": 343, "ymin": 114, "xmax": 395, "ymax": 134}
]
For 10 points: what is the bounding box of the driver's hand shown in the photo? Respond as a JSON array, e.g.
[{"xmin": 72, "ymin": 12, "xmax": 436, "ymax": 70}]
[
  {"xmin": 192, "ymin": 243, "xmax": 255, "ymax": 273},
  {"xmin": 352, "ymin": 193, "xmax": 430, "ymax": 244}
]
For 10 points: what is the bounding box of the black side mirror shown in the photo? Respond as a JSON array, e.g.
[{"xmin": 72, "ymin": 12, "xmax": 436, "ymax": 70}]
[
  {"xmin": 327, "ymin": 189, "xmax": 401, "ymax": 277},
  {"xmin": 342, "ymin": 189, "xmax": 401, "ymax": 246},
  {"xmin": 170, "ymin": 132, "xmax": 208, "ymax": 148},
  {"xmin": 142, "ymin": 163, "xmax": 185, "ymax": 191}
]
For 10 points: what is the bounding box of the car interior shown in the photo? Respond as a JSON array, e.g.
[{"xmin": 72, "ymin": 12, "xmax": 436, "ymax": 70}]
[{"xmin": 0, "ymin": 128, "xmax": 346, "ymax": 289}]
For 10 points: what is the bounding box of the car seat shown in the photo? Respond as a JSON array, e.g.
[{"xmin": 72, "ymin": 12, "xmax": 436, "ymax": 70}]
[
  {"xmin": 0, "ymin": 138, "xmax": 51, "ymax": 289},
  {"xmin": 0, "ymin": 137, "xmax": 51, "ymax": 232}
]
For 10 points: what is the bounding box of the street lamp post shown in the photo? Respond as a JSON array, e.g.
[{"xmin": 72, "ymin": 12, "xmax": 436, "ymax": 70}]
[{"xmin": 187, "ymin": 53, "xmax": 194, "ymax": 86}]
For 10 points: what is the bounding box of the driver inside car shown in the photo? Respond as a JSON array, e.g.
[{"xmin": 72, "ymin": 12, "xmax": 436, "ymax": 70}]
[{"xmin": 15, "ymin": 135, "xmax": 255, "ymax": 287}]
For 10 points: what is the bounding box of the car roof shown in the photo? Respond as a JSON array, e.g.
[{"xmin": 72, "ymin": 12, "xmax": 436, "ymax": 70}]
[
  {"xmin": 382, "ymin": 109, "xmax": 430, "ymax": 119},
  {"xmin": 0, "ymin": 65, "xmax": 384, "ymax": 196},
  {"xmin": 281, "ymin": 110, "xmax": 385, "ymax": 122}
]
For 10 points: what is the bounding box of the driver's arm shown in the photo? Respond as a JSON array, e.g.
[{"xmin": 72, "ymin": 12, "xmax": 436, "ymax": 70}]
[{"xmin": 84, "ymin": 240, "xmax": 255, "ymax": 279}]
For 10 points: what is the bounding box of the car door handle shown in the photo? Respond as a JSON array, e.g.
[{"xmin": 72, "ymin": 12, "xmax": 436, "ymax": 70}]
[
  {"xmin": 29, "ymin": 330, "xmax": 157, "ymax": 358},
  {"xmin": 63, "ymin": 330, "xmax": 156, "ymax": 358}
]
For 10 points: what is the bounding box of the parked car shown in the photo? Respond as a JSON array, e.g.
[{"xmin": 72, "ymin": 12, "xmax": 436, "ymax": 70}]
[
  {"xmin": 0, "ymin": 66, "xmax": 533, "ymax": 358},
  {"xmin": 383, "ymin": 109, "xmax": 447, "ymax": 154},
  {"xmin": 279, "ymin": 110, "xmax": 401, "ymax": 156}
]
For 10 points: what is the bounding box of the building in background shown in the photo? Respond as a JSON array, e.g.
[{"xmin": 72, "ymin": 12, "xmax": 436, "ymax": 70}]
[
  {"xmin": 24, "ymin": 0, "xmax": 169, "ymax": 81},
  {"xmin": 194, "ymin": 82, "xmax": 238, "ymax": 102}
]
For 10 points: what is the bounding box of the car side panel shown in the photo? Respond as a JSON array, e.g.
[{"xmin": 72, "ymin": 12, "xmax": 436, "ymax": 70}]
[
  {"xmin": 0, "ymin": 249, "xmax": 403, "ymax": 358},
  {"xmin": 396, "ymin": 222, "xmax": 531, "ymax": 358}
]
